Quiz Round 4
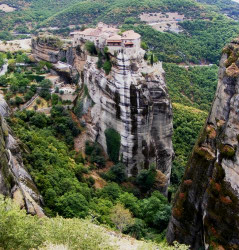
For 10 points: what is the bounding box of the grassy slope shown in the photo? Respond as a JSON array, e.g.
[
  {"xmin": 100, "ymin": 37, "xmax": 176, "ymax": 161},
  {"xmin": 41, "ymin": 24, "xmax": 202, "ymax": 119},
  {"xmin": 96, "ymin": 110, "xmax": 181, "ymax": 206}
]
[
  {"xmin": 0, "ymin": 0, "xmax": 82, "ymax": 31},
  {"xmin": 0, "ymin": 195, "xmax": 188, "ymax": 250}
]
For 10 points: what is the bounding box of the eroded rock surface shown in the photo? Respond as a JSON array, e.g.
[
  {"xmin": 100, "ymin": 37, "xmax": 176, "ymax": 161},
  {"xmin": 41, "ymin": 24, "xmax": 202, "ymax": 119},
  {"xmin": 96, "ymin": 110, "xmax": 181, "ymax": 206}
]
[
  {"xmin": 31, "ymin": 36, "xmax": 79, "ymax": 83},
  {"xmin": 83, "ymin": 52, "xmax": 173, "ymax": 193},
  {"xmin": 167, "ymin": 39, "xmax": 239, "ymax": 249},
  {"xmin": 0, "ymin": 96, "xmax": 44, "ymax": 217}
]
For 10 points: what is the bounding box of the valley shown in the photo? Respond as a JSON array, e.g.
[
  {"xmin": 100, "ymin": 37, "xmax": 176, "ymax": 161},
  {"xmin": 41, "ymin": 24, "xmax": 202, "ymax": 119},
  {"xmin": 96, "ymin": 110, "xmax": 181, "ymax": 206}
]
[{"xmin": 1, "ymin": 0, "xmax": 239, "ymax": 249}]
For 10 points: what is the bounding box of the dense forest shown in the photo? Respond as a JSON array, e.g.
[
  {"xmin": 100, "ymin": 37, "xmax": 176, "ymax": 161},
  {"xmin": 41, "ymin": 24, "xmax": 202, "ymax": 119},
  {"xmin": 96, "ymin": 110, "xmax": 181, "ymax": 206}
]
[{"xmin": 197, "ymin": 0, "xmax": 239, "ymax": 18}]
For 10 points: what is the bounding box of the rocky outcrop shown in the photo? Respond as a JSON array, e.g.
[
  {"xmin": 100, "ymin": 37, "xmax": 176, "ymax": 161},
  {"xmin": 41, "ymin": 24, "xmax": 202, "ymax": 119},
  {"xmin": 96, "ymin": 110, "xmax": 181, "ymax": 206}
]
[
  {"xmin": 167, "ymin": 39, "xmax": 239, "ymax": 249},
  {"xmin": 82, "ymin": 52, "xmax": 173, "ymax": 193},
  {"xmin": 0, "ymin": 95, "xmax": 44, "ymax": 217},
  {"xmin": 32, "ymin": 36, "xmax": 79, "ymax": 83},
  {"xmin": 32, "ymin": 36, "xmax": 70, "ymax": 63}
]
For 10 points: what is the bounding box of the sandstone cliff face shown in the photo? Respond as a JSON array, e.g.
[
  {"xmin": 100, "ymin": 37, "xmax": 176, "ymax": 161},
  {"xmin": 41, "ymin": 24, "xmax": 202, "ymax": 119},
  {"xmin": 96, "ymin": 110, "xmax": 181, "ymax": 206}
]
[
  {"xmin": 31, "ymin": 36, "xmax": 80, "ymax": 83},
  {"xmin": 0, "ymin": 95, "xmax": 44, "ymax": 217},
  {"xmin": 82, "ymin": 52, "xmax": 173, "ymax": 192},
  {"xmin": 32, "ymin": 36, "xmax": 72, "ymax": 63},
  {"xmin": 167, "ymin": 39, "xmax": 239, "ymax": 249}
]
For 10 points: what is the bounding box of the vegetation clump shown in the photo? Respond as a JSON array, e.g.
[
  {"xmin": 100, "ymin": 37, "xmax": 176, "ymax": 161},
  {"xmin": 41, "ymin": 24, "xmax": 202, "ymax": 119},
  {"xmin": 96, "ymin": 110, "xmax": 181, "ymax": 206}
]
[
  {"xmin": 85, "ymin": 41, "xmax": 97, "ymax": 56},
  {"xmin": 105, "ymin": 128, "xmax": 121, "ymax": 163},
  {"xmin": 36, "ymin": 36, "xmax": 63, "ymax": 49},
  {"xmin": 85, "ymin": 141, "xmax": 106, "ymax": 168},
  {"xmin": 110, "ymin": 203, "xmax": 134, "ymax": 233},
  {"xmin": 219, "ymin": 144, "xmax": 236, "ymax": 158},
  {"xmin": 103, "ymin": 163, "xmax": 127, "ymax": 183},
  {"xmin": 136, "ymin": 164, "xmax": 157, "ymax": 193}
]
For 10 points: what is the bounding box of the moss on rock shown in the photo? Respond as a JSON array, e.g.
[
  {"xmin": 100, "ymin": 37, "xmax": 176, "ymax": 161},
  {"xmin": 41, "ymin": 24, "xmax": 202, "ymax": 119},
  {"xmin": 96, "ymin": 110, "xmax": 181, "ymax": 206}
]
[{"xmin": 219, "ymin": 144, "xmax": 236, "ymax": 158}]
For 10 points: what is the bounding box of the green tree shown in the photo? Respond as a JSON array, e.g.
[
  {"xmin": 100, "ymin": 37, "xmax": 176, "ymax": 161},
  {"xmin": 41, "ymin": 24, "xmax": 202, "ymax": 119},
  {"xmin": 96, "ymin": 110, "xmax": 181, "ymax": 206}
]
[
  {"xmin": 136, "ymin": 164, "xmax": 157, "ymax": 192},
  {"xmin": 15, "ymin": 96, "xmax": 24, "ymax": 106},
  {"xmin": 141, "ymin": 191, "xmax": 171, "ymax": 231},
  {"xmin": 8, "ymin": 59, "xmax": 16, "ymax": 71},
  {"xmin": 105, "ymin": 163, "xmax": 127, "ymax": 183},
  {"xmin": 124, "ymin": 218, "xmax": 146, "ymax": 239},
  {"xmin": 51, "ymin": 93, "xmax": 59, "ymax": 105},
  {"xmin": 118, "ymin": 192, "xmax": 141, "ymax": 217},
  {"xmin": 74, "ymin": 99, "xmax": 84, "ymax": 118},
  {"xmin": 85, "ymin": 41, "xmax": 97, "ymax": 55},
  {"xmin": 0, "ymin": 76, "xmax": 7, "ymax": 87},
  {"xmin": 150, "ymin": 54, "xmax": 154, "ymax": 66},
  {"xmin": 97, "ymin": 183, "xmax": 122, "ymax": 201},
  {"xmin": 103, "ymin": 60, "xmax": 112, "ymax": 75},
  {"xmin": 110, "ymin": 203, "xmax": 134, "ymax": 233},
  {"xmin": 24, "ymin": 90, "xmax": 34, "ymax": 101},
  {"xmin": 97, "ymin": 52, "xmax": 103, "ymax": 69},
  {"xmin": 141, "ymin": 41, "xmax": 148, "ymax": 50},
  {"xmin": 39, "ymin": 79, "xmax": 52, "ymax": 100},
  {"xmin": 30, "ymin": 113, "xmax": 48, "ymax": 128},
  {"xmin": 56, "ymin": 193, "xmax": 89, "ymax": 218}
]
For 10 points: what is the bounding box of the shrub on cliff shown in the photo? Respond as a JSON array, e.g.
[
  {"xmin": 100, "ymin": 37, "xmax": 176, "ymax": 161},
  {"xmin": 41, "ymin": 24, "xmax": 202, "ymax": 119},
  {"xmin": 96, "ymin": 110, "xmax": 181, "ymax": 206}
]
[
  {"xmin": 74, "ymin": 99, "xmax": 84, "ymax": 118},
  {"xmin": 97, "ymin": 51, "xmax": 103, "ymax": 69},
  {"xmin": 85, "ymin": 41, "xmax": 97, "ymax": 56},
  {"xmin": 90, "ymin": 154, "xmax": 106, "ymax": 168},
  {"xmin": 103, "ymin": 60, "xmax": 112, "ymax": 75},
  {"xmin": 0, "ymin": 75, "xmax": 8, "ymax": 87},
  {"xmin": 105, "ymin": 128, "xmax": 121, "ymax": 163}
]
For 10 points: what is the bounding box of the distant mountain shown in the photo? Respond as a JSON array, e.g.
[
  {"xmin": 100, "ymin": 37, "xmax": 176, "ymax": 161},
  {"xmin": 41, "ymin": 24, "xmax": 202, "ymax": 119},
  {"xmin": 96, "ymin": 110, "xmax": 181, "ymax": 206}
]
[{"xmin": 196, "ymin": 0, "xmax": 239, "ymax": 19}]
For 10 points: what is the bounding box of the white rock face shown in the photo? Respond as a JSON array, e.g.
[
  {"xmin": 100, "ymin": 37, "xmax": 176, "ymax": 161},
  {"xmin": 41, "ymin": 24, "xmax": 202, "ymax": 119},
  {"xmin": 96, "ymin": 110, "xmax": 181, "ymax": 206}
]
[
  {"xmin": 83, "ymin": 52, "xmax": 173, "ymax": 192},
  {"xmin": 0, "ymin": 94, "xmax": 10, "ymax": 117}
]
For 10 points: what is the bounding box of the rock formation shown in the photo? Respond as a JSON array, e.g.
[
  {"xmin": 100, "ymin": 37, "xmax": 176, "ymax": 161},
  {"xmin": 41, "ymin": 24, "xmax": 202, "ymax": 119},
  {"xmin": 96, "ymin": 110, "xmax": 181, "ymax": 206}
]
[
  {"xmin": 167, "ymin": 39, "xmax": 239, "ymax": 249},
  {"xmin": 31, "ymin": 36, "xmax": 72, "ymax": 64},
  {"xmin": 31, "ymin": 36, "xmax": 79, "ymax": 83},
  {"xmin": 0, "ymin": 95, "xmax": 44, "ymax": 217},
  {"xmin": 82, "ymin": 51, "xmax": 173, "ymax": 192},
  {"xmin": 31, "ymin": 34, "xmax": 174, "ymax": 193}
]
